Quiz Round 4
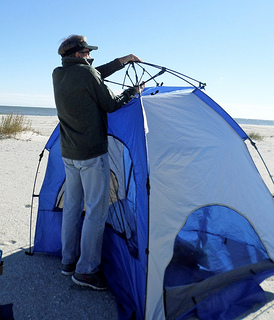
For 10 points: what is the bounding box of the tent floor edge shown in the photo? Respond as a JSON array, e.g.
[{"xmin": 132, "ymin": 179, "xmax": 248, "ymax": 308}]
[{"xmin": 164, "ymin": 259, "xmax": 274, "ymax": 320}]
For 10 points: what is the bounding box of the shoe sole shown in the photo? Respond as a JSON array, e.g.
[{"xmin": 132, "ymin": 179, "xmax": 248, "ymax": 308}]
[
  {"xmin": 61, "ymin": 270, "xmax": 75, "ymax": 276},
  {"xmin": 71, "ymin": 275, "xmax": 107, "ymax": 290}
]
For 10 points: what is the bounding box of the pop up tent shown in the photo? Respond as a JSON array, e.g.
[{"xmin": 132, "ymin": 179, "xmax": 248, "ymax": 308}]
[{"xmin": 32, "ymin": 63, "xmax": 274, "ymax": 320}]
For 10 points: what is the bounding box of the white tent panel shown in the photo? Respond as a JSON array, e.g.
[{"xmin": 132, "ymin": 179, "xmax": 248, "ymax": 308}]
[{"xmin": 143, "ymin": 89, "xmax": 274, "ymax": 319}]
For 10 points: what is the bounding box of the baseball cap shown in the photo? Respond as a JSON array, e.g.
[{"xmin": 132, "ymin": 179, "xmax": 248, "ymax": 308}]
[{"xmin": 63, "ymin": 41, "xmax": 98, "ymax": 57}]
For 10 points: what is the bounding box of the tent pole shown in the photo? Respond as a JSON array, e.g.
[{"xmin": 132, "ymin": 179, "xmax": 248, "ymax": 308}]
[
  {"xmin": 25, "ymin": 149, "xmax": 44, "ymax": 256},
  {"xmin": 144, "ymin": 174, "xmax": 150, "ymax": 320},
  {"xmin": 249, "ymin": 139, "xmax": 274, "ymax": 188}
]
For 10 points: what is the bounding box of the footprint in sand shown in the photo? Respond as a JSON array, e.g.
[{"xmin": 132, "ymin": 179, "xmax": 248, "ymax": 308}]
[{"xmin": 0, "ymin": 240, "xmax": 17, "ymax": 246}]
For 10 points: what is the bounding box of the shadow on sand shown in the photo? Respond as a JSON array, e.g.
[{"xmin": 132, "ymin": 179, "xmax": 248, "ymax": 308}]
[
  {"xmin": 0, "ymin": 248, "xmax": 118, "ymax": 320},
  {"xmin": 2, "ymin": 248, "xmax": 274, "ymax": 320}
]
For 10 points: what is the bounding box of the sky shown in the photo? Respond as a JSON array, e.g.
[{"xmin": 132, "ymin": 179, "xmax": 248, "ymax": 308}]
[{"xmin": 0, "ymin": 0, "xmax": 273, "ymax": 120}]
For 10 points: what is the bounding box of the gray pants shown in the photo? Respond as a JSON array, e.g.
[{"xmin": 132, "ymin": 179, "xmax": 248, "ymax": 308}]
[{"xmin": 61, "ymin": 153, "xmax": 110, "ymax": 274}]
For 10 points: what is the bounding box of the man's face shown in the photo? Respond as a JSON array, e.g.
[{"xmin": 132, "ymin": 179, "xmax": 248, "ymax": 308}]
[{"xmin": 75, "ymin": 50, "xmax": 91, "ymax": 59}]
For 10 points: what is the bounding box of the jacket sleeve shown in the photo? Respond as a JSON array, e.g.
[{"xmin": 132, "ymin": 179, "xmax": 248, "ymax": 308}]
[
  {"xmin": 96, "ymin": 59, "xmax": 124, "ymax": 79},
  {"xmin": 84, "ymin": 66, "xmax": 137, "ymax": 113}
]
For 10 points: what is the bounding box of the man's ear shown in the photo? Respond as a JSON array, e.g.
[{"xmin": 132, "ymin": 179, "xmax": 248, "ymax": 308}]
[{"xmin": 75, "ymin": 52, "xmax": 80, "ymax": 58}]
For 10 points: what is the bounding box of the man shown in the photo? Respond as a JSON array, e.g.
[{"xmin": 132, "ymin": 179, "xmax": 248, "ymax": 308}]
[{"xmin": 52, "ymin": 35, "xmax": 144, "ymax": 290}]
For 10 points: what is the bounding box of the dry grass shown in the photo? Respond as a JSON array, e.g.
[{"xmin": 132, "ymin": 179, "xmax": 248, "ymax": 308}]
[
  {"xmin": 248, "ymin": 132, "xmax": 264, "ymax": 141},
  {"xmin": 0, "ymin": 113, "xmax": 33, "ymax": 138}
]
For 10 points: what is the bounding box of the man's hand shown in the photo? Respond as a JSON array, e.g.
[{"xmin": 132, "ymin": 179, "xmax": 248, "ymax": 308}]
[
  {"xmin": 119, "ymin": 54, "xmax": 142, "ymax": 65},
  {"xmin": 134, "ymin": 81, "xmax": 145, "ymax": 94}
]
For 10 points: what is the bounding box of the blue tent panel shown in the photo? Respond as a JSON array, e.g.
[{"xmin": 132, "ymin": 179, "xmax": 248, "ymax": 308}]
[
  {"xmin": 34, "ymin": 210, "xmax": 62, "ymax": 254},
  {"xmin": 196, "ymin": 279, "xmax": 266, "ymax": 320},
  {"xmin": 103, "ymin": 97, "xmax": 149, "ymax": 319},
  {"xmin": 103, "ymin": 229, "xmax": 146, "ymax": 320},
  {"xmin": 34, "ymin": 126, "xmax": 65, "ymax": 254},
  {"xmin": 164, "ymin": 205, "xmax": 273, "ymax": 319},
  {"xmin": 45, "ymin": 124, "xmax": 60, "ymax": 151},
  {"xmin": 165, "ymin": 260, "xmax": 274, "ymax": 320}
]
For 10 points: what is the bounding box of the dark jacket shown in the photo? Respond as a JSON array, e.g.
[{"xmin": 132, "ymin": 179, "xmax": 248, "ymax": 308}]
[{"xmin": 52, "ymin": 57, "xmax": 137, "ymax": 160}]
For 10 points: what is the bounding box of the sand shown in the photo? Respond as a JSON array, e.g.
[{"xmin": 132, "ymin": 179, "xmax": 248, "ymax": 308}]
[{"xmin": 0, "ymin": 116, "xmax": 274, "ymax": 319}]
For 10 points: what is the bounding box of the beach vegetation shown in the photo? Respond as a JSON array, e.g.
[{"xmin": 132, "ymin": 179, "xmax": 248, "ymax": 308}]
[
  {"xmin": 0, "ymin": 113, "xmax": 33, "ymax": 138},
  {"xmin": 248, "ymin": 132, "xmax": 264, "ymax": 141}
]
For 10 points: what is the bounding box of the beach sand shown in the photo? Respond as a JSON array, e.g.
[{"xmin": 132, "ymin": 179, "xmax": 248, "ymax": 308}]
[{"xmin": 0, "ymin": 116, "xmax": 274, "ymax": 319}]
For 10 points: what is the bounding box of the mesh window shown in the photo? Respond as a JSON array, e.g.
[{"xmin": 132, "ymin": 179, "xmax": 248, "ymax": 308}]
[
  {"xmin": 107, "ymin": 136, "xmax": 138, "ymax": 258},
  {"xmin": 54, "ymin": 136, "xmax": 138, "ymax": 258}
]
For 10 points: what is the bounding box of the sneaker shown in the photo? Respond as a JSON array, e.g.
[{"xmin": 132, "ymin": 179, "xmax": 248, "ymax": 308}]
[
  {"xmin": 72, "ymin": 270, "xmax": 107, "ymax": 290},
  {"xmin": 61, "ymin": 262, "xmax": 76, "ymax": 276}
]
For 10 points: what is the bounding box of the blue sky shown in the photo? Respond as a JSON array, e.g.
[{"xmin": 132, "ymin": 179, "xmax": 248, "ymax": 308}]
[{"xmin": 1, "ymin": 0, "xmax": 273, "ymax": 120}]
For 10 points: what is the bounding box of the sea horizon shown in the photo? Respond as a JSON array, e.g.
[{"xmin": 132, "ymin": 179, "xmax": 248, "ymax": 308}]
[
  {"xmin": 1, "ymin": 105, "xmax": 274, "ymax": 126},
  {"xmin": 0, "ymin": 105, "xmax": 57, "ymax": 116}
]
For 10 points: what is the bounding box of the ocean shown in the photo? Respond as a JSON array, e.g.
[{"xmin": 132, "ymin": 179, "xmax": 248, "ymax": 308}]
[
  {"xmin": 0, "ymin": 105, "xmax": 57, "ymax": 116},
  {"xmin": 0, "ymin": 105, "xmax": 274, "ymax": 126}
]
